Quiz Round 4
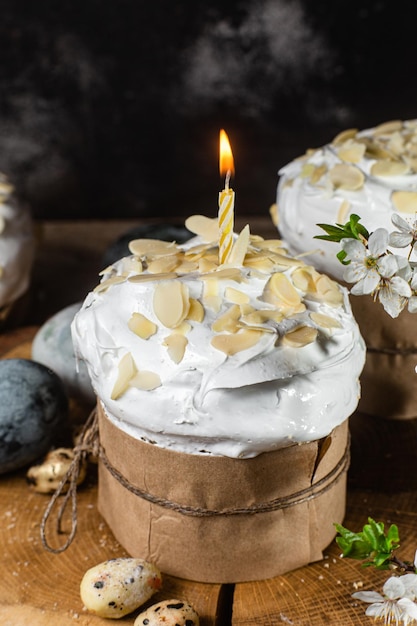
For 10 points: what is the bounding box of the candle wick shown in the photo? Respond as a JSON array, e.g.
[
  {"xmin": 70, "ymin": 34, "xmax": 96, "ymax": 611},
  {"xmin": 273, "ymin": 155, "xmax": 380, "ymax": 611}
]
[{"xmin": 225, "ymin": 170, "xmax": 231, "ymax": 190}]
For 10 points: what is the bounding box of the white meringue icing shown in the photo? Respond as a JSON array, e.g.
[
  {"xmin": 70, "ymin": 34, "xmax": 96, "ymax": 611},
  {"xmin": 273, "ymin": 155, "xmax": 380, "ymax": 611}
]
[{"xmin": 72, "ymin": 222, "xmax": 365, "ymax": 458}]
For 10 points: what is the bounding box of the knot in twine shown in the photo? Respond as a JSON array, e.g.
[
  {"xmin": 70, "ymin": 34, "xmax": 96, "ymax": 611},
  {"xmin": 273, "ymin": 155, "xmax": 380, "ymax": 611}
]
[{"xmin": 40, "ymin": 407, "xmax": 99, "ymax": 554}]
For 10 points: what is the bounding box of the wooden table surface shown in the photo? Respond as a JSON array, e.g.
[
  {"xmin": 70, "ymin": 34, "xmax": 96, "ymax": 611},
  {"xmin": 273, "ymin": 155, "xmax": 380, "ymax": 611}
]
[{"xmin": 1, "ymin": 217, "xmax": 417, "ymax": 625}]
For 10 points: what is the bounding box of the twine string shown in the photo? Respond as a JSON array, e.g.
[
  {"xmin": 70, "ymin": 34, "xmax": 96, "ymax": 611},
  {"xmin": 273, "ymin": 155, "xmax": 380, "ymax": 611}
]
[
  {"xmin": 99, "ymin": 436, "xmax": 350, "ymax": 517},
  {"xmin": 40, "ymin": 407, "xmax": 99, "ymax": 554},
  {"xmin": 40, "ymin": 408, "xmax": 349, "ymax": 553},
  {"xmin": 367, "ymin": 344, "xmax": 417, "ymax": 356}
]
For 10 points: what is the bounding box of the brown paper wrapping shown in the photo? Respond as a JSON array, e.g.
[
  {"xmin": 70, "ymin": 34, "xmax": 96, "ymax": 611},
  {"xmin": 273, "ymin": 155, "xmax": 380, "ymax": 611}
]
[
  {"xmin": 97, "ymin": 402, "xmax": 349, "ymax": 583},
  {"xmin": 350, "ymin": 295, "xmax": 417, "ymax": 419}
]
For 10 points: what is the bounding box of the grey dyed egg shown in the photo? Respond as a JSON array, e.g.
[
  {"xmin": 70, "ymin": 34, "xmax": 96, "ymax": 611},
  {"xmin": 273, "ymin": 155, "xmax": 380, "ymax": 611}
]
[
  {"xmin": 134, "ymin": 599, "xmax": 200, "ymax": 626},
  {"xmin": 0, "ymin": 359, "xmax": 69, "ymax": 474},
  {"xmin": 80, "ymin": 557, "xmax": 162, "ymax": 619},
  {"xmin": 32, "ymin": 302, "xmax": 95, "ymax": 405}
]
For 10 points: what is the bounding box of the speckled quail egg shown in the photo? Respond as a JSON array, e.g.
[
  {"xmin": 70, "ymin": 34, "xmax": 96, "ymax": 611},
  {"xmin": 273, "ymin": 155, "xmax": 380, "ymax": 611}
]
[{"xmin": 80, "ymin": 557, "xmax": 162, "ymax": 619}]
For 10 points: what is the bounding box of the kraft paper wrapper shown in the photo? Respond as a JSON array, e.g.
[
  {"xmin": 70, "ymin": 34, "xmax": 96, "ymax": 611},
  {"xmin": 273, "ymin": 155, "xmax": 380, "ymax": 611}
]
[
  {"xmin": 350, "ymin": 295, "xmax": 417, "ymax": 420},
  {"xmin": 97, "ymin": 402, "xmax": 349, "ymax": 583}
]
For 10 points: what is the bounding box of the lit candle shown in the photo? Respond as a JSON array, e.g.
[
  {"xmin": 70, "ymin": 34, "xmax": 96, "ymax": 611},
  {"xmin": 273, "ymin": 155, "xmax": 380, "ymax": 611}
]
[{"xmin": 218, "ymin": 129, "xmax": 235, "ymax": 264}]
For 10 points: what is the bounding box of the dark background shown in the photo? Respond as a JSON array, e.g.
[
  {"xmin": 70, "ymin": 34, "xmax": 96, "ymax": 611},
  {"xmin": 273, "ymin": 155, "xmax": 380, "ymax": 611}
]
[{"xmin": 1, "ymin": 0, "xmax": 416, "ymax": 221}]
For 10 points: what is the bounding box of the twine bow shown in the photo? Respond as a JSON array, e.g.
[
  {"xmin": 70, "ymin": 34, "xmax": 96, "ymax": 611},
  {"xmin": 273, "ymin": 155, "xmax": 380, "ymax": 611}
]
[{"xmin": 40, "ymin": 408, "xmax": 99, "ymax": 554}]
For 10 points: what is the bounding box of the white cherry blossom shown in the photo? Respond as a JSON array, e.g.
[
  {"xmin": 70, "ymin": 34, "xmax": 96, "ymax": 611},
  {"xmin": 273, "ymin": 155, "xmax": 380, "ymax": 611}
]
[
  {"xmin": 353, "ymin": 575, "xmax": 417, "ymax": 625},
  {"xmin": 341, "ymin": 228, "xmax": 390, "ymax": 295},
  {"xmin": 389, "ymin": 214, "xmax": 417, "ymax": 250}
]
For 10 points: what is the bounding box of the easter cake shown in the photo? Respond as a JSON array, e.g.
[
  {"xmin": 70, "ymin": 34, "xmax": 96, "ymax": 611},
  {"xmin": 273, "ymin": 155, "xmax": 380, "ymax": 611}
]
[
  {"xmin": 72, "ymin": 214, "xmax": 365, "ymax": 582},
  {"xmin": 0, "ymin": 172, "xmax": 34, "ymax": 325},
  {"xmin": 277, "ymin": 119, "xmax": 417, "ymax": 419}
]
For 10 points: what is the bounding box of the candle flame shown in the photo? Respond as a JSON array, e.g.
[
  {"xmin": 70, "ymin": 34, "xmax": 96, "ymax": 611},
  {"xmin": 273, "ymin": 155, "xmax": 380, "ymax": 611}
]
[{"xmin": 219, "ymin": 129, "xmax": 235, "ymax": 178}]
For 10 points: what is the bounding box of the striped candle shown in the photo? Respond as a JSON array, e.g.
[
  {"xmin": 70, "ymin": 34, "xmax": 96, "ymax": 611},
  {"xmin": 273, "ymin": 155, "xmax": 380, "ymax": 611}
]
[{"xmin": 218, "ymin": 130, "xmax": 235, "ymax": 264}]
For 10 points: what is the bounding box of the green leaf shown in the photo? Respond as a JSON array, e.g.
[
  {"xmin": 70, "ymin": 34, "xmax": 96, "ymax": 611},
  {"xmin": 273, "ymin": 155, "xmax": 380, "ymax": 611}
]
[
  {"xmin": 334, "ymin": 523, "xmax": 373, "ymax": 560},
  {"xmin": 373, "ymin": 552, "xmax": 392, "ymax": 569},
  {"xmin": 337, "ymin": 249, "xmax": 349, "ymax": 265},
  {"xmin": 334, "ymin": 518, "xmax": 401, "ymax": 569},
  {"xmin": 349, "ymin": 214, "xmax": 370, "ymax": 240},
  {"xmin": 387, "ymin": 523, "xmax": 400, "ymax": 551},
  {"xmin": 315, "ymin": 214, "xmax": 369, "ymax": 244}
]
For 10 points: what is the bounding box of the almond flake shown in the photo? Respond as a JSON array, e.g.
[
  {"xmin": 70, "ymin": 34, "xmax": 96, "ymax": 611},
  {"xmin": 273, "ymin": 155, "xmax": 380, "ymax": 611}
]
[
  {"xmin": 250, "ymin": 234, "xmax": 266, "ymax": 244},
  {"xmin": 128, "ymin": 239, "xmax": 178, "ymax": 257},
  {"xmin": 270, "ymin": 253, "xmax": 303, "ymax": 269},
  {"xmin": 332, "ymin": 128, "xmax": 358, "ymax": 145},
  {"xmin": 387, "ymin": 132, "xmax": 405, "ymax": 156},
  {"xmin": 128, "ymin": 312, "xmax": 157, "ymax": 339},
  {"xmin": 176, "ymin": 260, "xmax": 199, "ymax": 273},
  {"xmin": 163, "ymin": 333, "xmax": 188, "ymax": 363},
  {"xmin": 370, "ymin": 159, "xmax": 409, "ymax": 177},
  {"xmin": 111, "ymin": 352, "xmax": 137, "ymax": 400},
  {"xmin": 263, "ymin": 273, "xmax": 302, "ymax": 308},
  {"xmin": 310, "ymin": 311, "xmax": 342, "ymax": 329},
  {"xmin": 185, "ymin": 214, "xmax": 219, "ymax": 242},
  {"xmin": 406, "ymin": 143, "xmax": 417, "ymax": 157},
  {"xmin": 282, "ymin": 326, "xmax": 318, "ymax": 348},
  {"xmin": 153, "ymin": 281, "xmax": 190, "ymax": 328},
  {"xmin": 201, "ymin": 268, "xmax": 242, "ymax": 281},
  {"xmin": 310, "ymin": 164, "xmax": 328, "ymax": 184},
  {"xmin": 392, "ymin": 190, "xmax": 417, "ymax": 213},
  {"xmin": 244, "ymin": 257, "xmax": 275, "ymax": 273},
  {"xmin": 300, "ymin": 163, "xmax": 315, "ymax": 178},
  {"xmin": 203, "ymin": 278, "xmax": 219, "ymax": 298},
  {"xmin": 359, "ymin": 138, "xmax": 396, "ymax": 160},
  {"xmin": 211, "ymin": 329, "xmax": 263, "ymax": 355},
  {"xmin": 255, "ymin": 239, "xmax": 285, "ymax": 251},
  {"xmin": 184, "ymin": 242, "xmax": 215, "ymax": 259},
  {"xmin": 373, "ymin": 120, "xmax": 403, "ymax": 135},
  {"xmin": 128, "ymin": 272, "xmax": 178, "ymax": 283},
  {"xmin": 314, "ymin": 275, "xmax": 344, "ymax": 306},
  {"xmin": 122, "ymin": 257, "xmax": 143, "ymax": 275},
  {"xmin": 212, "ymin": 304, "xmax": 241, "ymax": 333},
  {"xmin": 174, "ymin": 321, "xmax": 192, "ymax": 334},
  {"xmin": 199, "ymin": 257, "xmax": 218, "ymax": 273},
  {"xmin": 186, "ymin": 298, "xmax": 205, "ymax": 323},
  {"xmin": 239, "ymin": 303, "xmax": 255, "ymax": 315},
  {"xmin": 130, "ymin": 370, "xmax": 161, "ymax": 391},
  {"xmin": 94, "ymin": 276, "xmax": 127, "ymax": 293},
  {"xmin": 241, "ymin": 309, "xmax": 283, "ymax": 325},
  {"xmin": 337, "ymin": 199, "xmax": 351, "ymax": 224},
  {"xmin": 291, "ymin": 267, "xmax": 318, "ymax": 293},
  {"xmin": 337, "ymin": 140, "xmax": 366, "ymax": 163},
  {"xmin": 225, "ymin": 287, "xmax": 250, "ymax": 305},
  {"xmin": 329, "ymin": 164, "xmax": 364, "ymax": 190},
  {"xmin": 204, "ymin": 296, "xmax": 222, "ymax": 312},
  {"xmin": 404, "ymin": 156, "xmax": 417, "ymax": 173},
  {"xmin": 203, "ymin": 279, "xmax": 221, "ymax": 312},
  {"xmin": 269, "ymin": 203, "xmax": 278, "ymax": 226},
  {"xmin": 147, "ymin": 255, "xmax": 180, "ymax": 274},
  {"xmin": 227, "ymin": 224, "xmax": 250, "ymax": 266}
]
